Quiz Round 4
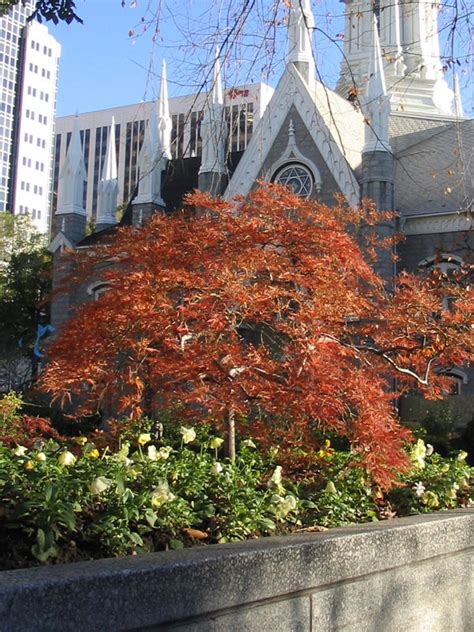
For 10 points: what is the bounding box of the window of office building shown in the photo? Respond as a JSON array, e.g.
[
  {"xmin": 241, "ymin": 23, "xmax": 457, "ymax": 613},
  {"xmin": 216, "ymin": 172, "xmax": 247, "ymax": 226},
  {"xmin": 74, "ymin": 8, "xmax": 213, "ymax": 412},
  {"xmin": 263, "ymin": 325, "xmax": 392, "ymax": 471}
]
[{"xmin": 124, "ymin": 119, "xmax": 144, "ymax": 203}]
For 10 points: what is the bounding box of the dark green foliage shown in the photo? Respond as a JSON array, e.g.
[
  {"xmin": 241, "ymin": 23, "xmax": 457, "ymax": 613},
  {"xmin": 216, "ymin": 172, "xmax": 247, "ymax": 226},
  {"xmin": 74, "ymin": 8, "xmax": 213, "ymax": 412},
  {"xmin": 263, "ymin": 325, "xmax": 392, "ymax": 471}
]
[
  {"xmin": 0, "ymin": 1, "xmax": 82, "ymax": 23},
  {"xmin": 0, "ymin": 213, "xmax": 52, "ymax": 392}
]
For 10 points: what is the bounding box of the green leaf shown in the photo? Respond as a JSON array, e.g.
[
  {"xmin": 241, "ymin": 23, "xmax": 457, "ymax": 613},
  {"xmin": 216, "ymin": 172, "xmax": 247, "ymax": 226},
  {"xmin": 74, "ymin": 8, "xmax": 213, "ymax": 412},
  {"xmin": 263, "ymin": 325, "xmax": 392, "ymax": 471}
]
[
  {"xmin": 128, "ymin": 531, "xmax": 143, "ymax": 547},
  {"xmin": 258, "ymin": 518, "xmax": 276, "ymax": 531},
  {"xmin": 169, "ymin": 539, "xmax": 184, "ymax": 550},
  {"xmin": 59, "ymin": 508, "xmax": 76, "ymax": 531},
  {"xmin": 122, "ymin": 488, "xmax": 134, "ymax": 504},
  {"xmin": 145, "ymin": 510, "xmax": 157, "ymax": 528},
  {"xmin": 36, "ymin": 527, "xmax": 46, "ymax": 550},
  {"xmin": 44, "ymin": 483, "xmax": 55, "ymax": 503},
  {"xmin": 116, "ymin": 475, "xmax": 126, "ymax": 495}
]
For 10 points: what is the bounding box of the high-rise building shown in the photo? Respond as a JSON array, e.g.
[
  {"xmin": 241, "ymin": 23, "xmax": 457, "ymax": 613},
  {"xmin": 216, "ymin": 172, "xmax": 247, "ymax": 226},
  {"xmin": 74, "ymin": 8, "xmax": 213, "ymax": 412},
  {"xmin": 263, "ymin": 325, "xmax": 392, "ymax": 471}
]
[
  {"xmin": 0, "ymin": 1, "xmax": 60, "ymax": 233},
  {"xmin": 53, "ymin": 82, "xmax": 274, "ymax": 221}
]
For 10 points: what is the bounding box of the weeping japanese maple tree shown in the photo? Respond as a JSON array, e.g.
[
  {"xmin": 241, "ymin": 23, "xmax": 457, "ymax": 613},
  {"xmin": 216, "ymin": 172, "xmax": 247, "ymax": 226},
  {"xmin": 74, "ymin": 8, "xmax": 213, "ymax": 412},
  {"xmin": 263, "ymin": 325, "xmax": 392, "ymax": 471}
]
[{"xmin": 41, "ymin": 184, "xmax": 473, "ymax": 488}]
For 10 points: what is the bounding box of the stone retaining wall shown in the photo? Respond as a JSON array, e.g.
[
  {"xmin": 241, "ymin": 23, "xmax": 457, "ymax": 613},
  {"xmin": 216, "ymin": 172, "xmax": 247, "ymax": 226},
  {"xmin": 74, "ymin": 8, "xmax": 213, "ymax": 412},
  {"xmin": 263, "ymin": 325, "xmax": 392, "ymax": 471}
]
[{"xmin": 1, "ymin": 510, "xmax": 473, "ymax": 631}]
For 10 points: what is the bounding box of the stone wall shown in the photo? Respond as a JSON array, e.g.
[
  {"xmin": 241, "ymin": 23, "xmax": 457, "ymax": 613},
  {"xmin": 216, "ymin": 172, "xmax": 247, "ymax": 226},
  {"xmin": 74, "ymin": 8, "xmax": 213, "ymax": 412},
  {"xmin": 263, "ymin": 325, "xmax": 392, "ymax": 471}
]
[{"xmin": 0, "ymin": 510, "xmax": 473, "ymax": 631}]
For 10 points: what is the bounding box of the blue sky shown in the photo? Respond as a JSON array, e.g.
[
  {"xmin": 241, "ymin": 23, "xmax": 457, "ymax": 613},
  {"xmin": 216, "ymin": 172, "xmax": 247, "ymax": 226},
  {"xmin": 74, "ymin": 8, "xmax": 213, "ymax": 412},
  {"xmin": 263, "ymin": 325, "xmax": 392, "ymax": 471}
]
[
  {"xmin": 52, "ymin": 0, "xmax": 471, "ymax": 118},
  {"xmin": 51, "ymin": 0, "xmax": 347, "ymax": 116}
]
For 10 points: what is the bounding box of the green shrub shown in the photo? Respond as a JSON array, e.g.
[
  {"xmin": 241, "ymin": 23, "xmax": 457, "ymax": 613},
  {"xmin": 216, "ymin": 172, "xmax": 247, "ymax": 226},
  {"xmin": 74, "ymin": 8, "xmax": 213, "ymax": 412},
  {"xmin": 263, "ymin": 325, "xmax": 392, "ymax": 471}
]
[{"xmin": 0, "ymin": 411, "xmax": 472, "ymax": 570}]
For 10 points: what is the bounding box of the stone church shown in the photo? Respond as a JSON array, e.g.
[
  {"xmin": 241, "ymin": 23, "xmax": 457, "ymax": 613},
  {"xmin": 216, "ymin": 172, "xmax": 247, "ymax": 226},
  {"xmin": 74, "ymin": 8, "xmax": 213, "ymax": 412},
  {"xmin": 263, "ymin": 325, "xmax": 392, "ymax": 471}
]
[{"xmin": 49, "ymin": 1, "xmax": 473, "ymax": 415}]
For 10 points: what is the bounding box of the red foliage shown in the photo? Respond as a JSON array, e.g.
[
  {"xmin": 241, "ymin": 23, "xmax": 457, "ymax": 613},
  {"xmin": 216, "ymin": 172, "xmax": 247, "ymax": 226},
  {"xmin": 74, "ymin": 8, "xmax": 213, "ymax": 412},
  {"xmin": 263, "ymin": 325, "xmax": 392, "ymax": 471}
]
[
  {"xmin": 40, "ymin": 184, "xmax": 473, "ymax": 488},
  {"xmin": 1, "ymin": 414, "xmax": 62, "ymax": 448}
]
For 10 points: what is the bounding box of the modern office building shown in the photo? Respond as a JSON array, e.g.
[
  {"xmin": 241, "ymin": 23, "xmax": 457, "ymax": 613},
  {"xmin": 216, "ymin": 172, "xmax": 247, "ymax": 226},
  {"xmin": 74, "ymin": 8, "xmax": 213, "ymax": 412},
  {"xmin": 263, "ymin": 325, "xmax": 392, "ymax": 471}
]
[
  {"xmin": 53, "ymin": 82, "xmax": 274, "ymax": 221},
  {"xmin": 0, "ymin": 1, "xmax": 60, "ymax": 233}
]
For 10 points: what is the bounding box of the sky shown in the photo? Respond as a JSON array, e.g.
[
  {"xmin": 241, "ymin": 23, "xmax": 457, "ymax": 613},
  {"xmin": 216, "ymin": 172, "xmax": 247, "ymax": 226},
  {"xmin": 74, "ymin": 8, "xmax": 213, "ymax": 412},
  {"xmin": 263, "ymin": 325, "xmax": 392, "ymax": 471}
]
[
  {"xmin": 51, "ymin": 0, "xmax": 472, "ymax": 118},
  {"xmin": 48, "ymin": 0, "xmax": 350, "ymax": 116}
]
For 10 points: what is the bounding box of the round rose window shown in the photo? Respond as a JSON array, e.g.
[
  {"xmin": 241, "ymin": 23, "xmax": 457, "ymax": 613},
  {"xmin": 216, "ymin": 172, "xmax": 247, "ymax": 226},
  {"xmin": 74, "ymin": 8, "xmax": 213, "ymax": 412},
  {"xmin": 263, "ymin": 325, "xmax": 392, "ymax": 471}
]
[{"xmin": 273, "ymin": 163, "xmax": 313, "ymax": 198}]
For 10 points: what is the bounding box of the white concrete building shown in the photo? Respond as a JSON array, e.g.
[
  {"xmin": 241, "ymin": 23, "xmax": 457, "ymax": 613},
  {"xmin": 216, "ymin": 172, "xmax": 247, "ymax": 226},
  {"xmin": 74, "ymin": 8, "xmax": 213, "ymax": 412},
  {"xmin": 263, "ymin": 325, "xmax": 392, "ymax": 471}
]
[
  {"xmin": 53, "ymin": 82, "xmax": 274, "ymax": 221},
  {"xmin": 0, "ymin": 1, "xmax": 60, "ymax": 233}
]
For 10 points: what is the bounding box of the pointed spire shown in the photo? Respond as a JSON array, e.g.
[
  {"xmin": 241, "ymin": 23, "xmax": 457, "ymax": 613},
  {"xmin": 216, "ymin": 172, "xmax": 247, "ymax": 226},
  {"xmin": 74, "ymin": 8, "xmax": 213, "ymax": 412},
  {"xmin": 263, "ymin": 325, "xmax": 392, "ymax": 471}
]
[
  {"xmin": 366, "ymin": 16, "xmax": 387, "ymax": 101},
  {"xmin": 158, "ymin": 59, "xmax": 172, "ymax": 159},
  {"xmin": 56, "ymin": 113, "xmax": 87, "ymax": 216},
  {"xmin": 211, "ymin": 46, "xmax": 224, "ymax": 106},
  {"xmin": 363, "ymin": 17, "xmax": 390, "ymax": 153},
  {"xmin": 102, "ymin": 116, "xmax": 117, "ymax": 181},
  {"xmin": 199, "ymin": 47, "xmax": 226, "ymax": 180},
  {"xmin": 286, "ymin": 0, "xmax": 315, "ymax": 84},
  {"xmin": 133, "ymin": 69, "xmax": 170, "ymax": 210},
  {"xmin": 453, "ymin": 73, "xmax": 464, "ymax": 118},
  {"xmin": 96, "ymin": 117, "xmax": 118, "ymax": 230}
]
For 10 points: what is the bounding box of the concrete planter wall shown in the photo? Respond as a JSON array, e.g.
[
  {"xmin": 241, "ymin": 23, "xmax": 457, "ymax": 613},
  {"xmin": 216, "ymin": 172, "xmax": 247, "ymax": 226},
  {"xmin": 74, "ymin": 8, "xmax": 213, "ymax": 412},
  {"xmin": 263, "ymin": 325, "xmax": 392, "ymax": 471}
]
[{"xmin": 1, "ymin": 509, "xmax": 473, "ymax": 631}]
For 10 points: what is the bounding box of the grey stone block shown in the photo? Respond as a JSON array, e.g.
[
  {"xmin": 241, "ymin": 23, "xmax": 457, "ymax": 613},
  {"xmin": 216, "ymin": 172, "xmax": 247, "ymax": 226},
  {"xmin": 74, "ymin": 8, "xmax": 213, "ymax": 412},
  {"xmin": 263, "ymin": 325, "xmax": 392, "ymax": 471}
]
[
  {"xmin": 165, "ymin": 597, "xmax": 310, "ymax": 632},
  {"xmin": 0, "ymin": 510, "xmax": 472, "ymax": 632}
]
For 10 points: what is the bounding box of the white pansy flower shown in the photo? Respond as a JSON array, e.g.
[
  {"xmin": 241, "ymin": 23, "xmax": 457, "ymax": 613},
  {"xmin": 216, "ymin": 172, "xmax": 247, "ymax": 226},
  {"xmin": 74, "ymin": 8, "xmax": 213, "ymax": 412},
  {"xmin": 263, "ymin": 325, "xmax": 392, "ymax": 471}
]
[
  {"xmin": 36, "ymin": 452, "xmax": 47, "ymax": 462},
  {"xmin": 413, "ymin": 481, "xmax": 426, "ymax": 498},
  {"xmin": 157, "ymin": 446, "xmax": 173, "ymax": 460},
  {"xmin": 90, "ymin": 476, "xmax": 113, "ymax": 495},
  {"xmin": 209, "ymin": 437, "xmax": 224, "ymax": 449},
  {"xmin": 180, "ymin": 426, "xmax": 196, "ymax": 444},
  {"xmin": 241, "ymin": 439, "xmax": 256, "ymax": 449},
  {"xmin": 425, "ymin": 443, "xmax": 434, "ymax": 456},
  {"xmin": 272, "ymin": 494, "xmax": 297, "ymax": 519},
  {"xmin": 151, "ymin": 482, "xmax": 175, "ymax": 509},
  {"xmin": 268, "ymin": 465, "xmax": 282, "ymax": 487},
  {"xmin": 411, "ymin": 439, "xmax": 426, "ymax": 469},
  {"xmin": 58, "ymin": 451, "xmax": 76, "ymax": 466},
  {"xmin": 147, "ymin": 445, "xmax": 157, "ymax": 461},
  {"xmin": 13, "ymin": 446, "xmax": 27, "ymax": 457},
  {"xmin": 211, "ymin": 462, "xmax": 223, "ymax": 475}
]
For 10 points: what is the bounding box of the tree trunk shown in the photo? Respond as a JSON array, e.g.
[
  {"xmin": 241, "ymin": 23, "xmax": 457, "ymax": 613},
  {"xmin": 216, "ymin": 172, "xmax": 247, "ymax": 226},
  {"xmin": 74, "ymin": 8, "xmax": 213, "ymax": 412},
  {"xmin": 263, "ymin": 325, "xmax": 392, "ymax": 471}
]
[{"xmin": 227, "ymin": 409, "xmax": 236, "ymax": 463}]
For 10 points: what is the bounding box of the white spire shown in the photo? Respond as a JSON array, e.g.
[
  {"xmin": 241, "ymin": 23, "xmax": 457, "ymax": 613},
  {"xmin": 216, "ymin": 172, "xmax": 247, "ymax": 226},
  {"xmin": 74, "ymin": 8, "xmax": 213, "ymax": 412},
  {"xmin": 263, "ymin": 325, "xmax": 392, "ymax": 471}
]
[
  {"xmin": 363, "ymin": 17, "xmax": 390, "ymax": 153},
  {"xmin": 158, "ymin": 60, "xmax": 172, "ymax": 159},
  {"xmin": 134, "ymin": 67, "xmax": 170, "ymax": 208},
  {"xmin": 367, "ymin": 16, "xmax": 387, "ymax": 101},
  {"xmin": 211, "ymin": 46, "xmax": 224, "ymax": 105},
  {"xmin": 96, "ymin": 117, "xmax": 118, "ymax": 228},
  {"xmin": 102, "ymin": 116, "xmax": 118, "ymax": 181},
  {"xmin": 286, "ymin": 0, "xmax": 315, "ymax": 84},
  {"xmin": 199, "ymin": 47, "xmax": 226, "ymax": 175},
  {"xmin": 56, "ymin": 113, "xmax": 87, "ymax": 216},
  {"xmin": 453, "ymin": 73, "xmax": 464, "ymax": 118}
]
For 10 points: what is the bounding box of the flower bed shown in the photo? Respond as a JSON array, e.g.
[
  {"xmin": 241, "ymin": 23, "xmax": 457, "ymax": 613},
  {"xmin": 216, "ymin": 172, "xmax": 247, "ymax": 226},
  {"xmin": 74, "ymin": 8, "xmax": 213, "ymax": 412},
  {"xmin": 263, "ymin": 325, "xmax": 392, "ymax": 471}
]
[{"xmin": 1, "ymin": 403, "xmax": 472, "ymax": 571}]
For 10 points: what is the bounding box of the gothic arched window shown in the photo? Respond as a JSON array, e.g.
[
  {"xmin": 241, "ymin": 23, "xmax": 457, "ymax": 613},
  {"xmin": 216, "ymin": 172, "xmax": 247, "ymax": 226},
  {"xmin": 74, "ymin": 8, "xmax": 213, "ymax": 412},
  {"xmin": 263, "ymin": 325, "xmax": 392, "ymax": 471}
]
[
  {"xmin": 87, "ymin": 281, "xmax": 112, "ymax": 301},
  {"xmin": 418, "ymin": 253, "xmax": 463, "ymax": 276},
  {"xmin": 273, "ymin": 163, "xmax": 313, "ymax": 198}
]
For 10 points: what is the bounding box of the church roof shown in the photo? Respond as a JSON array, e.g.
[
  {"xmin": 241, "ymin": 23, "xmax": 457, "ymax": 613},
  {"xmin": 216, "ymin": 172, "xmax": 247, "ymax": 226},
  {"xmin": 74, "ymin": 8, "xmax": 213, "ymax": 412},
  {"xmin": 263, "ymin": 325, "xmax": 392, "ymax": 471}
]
[
  {"xmin": 394, "ymin": 118, "xmax": 473, "ymax": 216},
  {"xmin": 225, "ymin": 63, "xmax": 364, "ymax": 206}
]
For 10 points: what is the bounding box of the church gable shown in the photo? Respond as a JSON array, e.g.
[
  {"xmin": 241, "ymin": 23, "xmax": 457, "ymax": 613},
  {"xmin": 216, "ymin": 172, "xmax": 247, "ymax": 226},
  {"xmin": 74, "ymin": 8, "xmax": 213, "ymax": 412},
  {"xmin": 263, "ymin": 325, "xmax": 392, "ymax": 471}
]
[
  {"xmin": 225, "ymin": 64, "xmax": 362, "ymax": 207},
  {"xmin": 257, "ymin": 106, "xmax": 343, "ymax": 206}
]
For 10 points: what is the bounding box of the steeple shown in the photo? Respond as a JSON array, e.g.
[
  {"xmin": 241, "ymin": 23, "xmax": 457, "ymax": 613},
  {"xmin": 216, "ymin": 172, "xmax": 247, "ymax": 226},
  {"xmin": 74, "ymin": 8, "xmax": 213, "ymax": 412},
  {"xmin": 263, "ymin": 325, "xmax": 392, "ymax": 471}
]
[
  {"xmin": 158, "ymin": 59, "xmax": 172, "ymax": 159},
  {"xmin": 96, "ymin": 117, "xmax": 118, "ymax": 231},
  {"xmin": 132, "ymin": 61, "xmax": 171, "ymax": 223},
  {"xmin": 360, "ymin": 18, "xmax": 395, "ymax": 283},
  {"xmin": 363, "ymin": 17, "xmax": 390, "ymax": 153},
  {"xmin": 57, "ymin": 114, "xmax": 86, "ymax": 217},
  {"xmin": 286, "ymin": 0, "xmax": 315, "ymax": 85},
  {"xmin": 198, "ymin": 47, "xmax": 227, "ymax": 196},
  {"xmin": 54, "ymin": 113, "xmax": 87, "ymax": 244},
  {"xmin": 336, "ymin": 0, "xmax": 454, "ymax": 117}
]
